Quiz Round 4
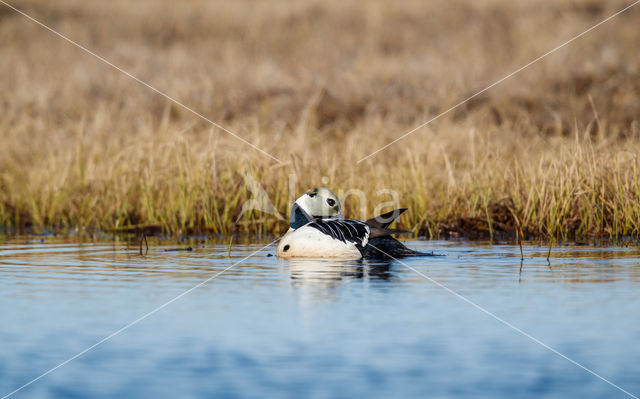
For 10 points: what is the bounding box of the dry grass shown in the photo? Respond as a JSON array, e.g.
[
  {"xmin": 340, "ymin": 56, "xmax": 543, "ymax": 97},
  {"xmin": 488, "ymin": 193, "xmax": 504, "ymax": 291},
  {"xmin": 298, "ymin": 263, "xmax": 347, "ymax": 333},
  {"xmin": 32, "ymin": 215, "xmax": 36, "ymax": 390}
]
[{"xmin": 1, "ymin": 0, "xmax": 639, "ymax": 240}]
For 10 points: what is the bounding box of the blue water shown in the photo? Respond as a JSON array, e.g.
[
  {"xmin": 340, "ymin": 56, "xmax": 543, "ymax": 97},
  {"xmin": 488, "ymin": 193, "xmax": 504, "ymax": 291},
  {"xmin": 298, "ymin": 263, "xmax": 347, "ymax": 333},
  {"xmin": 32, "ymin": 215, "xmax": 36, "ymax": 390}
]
[{"xmin": 0, "ymin": 237, "xmax": 639, "ymax": 398}]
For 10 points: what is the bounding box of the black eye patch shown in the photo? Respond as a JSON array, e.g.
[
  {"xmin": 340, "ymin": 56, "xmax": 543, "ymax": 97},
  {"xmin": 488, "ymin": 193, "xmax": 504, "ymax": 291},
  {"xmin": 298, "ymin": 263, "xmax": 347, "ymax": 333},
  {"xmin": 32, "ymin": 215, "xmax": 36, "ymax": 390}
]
[
  {"xmin": 308, "ymin": 191, "xmax": 317, "ymax": 198},
  {"xmin": 326, "ymin": 198, "xmax": 336, "ymax": 206}
]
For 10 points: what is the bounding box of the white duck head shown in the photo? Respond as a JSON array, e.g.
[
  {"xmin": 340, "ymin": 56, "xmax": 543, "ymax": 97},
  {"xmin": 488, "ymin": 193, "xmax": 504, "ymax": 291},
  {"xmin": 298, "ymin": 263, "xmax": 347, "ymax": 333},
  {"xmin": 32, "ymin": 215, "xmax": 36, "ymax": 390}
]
[{"xmin": 290, "ymin": 187, "xmax": 342, "ymax": 229}]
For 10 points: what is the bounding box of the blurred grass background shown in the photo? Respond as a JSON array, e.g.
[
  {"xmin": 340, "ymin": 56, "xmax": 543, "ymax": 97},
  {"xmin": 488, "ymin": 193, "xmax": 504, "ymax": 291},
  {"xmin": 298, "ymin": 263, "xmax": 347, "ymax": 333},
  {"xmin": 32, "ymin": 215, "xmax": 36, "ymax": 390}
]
[{"xmin": 0, "ymin": 0, "xmax": 639, "ymax": 239}]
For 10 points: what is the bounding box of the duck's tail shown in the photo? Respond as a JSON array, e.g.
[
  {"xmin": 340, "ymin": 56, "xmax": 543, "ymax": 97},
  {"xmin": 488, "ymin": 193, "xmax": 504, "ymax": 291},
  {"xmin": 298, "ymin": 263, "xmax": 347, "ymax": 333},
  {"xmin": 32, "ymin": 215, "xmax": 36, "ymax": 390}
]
[
  {"xmin": 365, "ymin": 208, "xmax": 407, "ymax": 229},
  {"xmin": 366, "ymin": 208, "xmax": 412, "ymax": 238}
]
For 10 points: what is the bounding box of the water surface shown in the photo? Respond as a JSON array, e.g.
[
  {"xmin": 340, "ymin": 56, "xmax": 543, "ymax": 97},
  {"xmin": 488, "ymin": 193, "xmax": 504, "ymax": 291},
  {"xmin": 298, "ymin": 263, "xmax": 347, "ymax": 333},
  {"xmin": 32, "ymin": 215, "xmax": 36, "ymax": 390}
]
[{"xmin": 1, "ymin": 237, "xmax": 639, "ymax": 398}]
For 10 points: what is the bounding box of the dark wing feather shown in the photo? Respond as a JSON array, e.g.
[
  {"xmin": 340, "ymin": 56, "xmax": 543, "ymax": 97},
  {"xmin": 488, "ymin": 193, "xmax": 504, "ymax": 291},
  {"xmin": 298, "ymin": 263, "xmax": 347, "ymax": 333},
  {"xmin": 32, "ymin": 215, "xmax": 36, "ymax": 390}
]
[
  {"xmin": 365, "ymin": 208, "xmax": 407, "ymax": 229},
  {"xmin": 361, "ymin": 236, "xmax": 438, "ymax": 259},
  {"xmin": 307, "ymin": 219, "xmax": 370, "ymax": 247}
]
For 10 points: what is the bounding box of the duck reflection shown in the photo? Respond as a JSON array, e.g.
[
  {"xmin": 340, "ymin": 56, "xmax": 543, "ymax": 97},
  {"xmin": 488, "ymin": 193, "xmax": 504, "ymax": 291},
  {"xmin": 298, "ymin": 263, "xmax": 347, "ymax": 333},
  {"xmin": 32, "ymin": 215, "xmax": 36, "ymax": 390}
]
[
  {"xmin": 288, "ymin": 258, "xmax": 393, "ymax": 282},
  {"xmin": 286, "ymin": 258, "xmax": 394, "ymax": 303}
]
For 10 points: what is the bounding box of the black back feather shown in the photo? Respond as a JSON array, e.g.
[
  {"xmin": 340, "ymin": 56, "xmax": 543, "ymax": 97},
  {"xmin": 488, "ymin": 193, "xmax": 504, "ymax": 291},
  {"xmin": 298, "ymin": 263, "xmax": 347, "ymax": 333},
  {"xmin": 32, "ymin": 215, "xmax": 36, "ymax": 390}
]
[{"xmin": 307, "ymin": 219, "xmax": 370, "ymax": 247}]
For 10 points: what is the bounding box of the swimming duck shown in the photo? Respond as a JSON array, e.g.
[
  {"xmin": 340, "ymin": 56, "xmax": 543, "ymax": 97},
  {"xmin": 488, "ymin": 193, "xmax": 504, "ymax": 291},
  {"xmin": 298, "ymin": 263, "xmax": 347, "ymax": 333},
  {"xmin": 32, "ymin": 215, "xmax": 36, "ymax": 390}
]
[{"xmin": 276, "ymin": 187, "xmax": 426, "ymax": 259}]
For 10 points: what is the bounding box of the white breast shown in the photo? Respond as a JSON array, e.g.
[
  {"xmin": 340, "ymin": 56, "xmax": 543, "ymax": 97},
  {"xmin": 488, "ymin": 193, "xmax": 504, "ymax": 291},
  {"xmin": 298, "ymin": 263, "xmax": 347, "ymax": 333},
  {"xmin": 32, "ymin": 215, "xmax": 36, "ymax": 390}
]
[{"xmin": 276, "ymin": 226, "xmax": 362, "ymax": 259}]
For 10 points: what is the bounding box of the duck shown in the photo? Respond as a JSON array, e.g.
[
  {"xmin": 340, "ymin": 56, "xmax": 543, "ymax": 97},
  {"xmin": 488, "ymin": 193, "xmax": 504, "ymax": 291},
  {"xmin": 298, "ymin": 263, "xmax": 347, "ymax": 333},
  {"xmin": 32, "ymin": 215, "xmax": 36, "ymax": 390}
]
[{"xmin": 276, "ymin": 187, "xmax": 428, "ymax": 259}]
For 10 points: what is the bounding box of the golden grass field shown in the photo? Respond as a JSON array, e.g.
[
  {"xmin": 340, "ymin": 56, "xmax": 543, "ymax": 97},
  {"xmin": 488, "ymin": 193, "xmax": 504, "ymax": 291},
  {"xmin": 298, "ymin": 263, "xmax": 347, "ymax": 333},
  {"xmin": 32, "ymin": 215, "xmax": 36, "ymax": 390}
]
[{"xmin": 1, "ymin": 0, "xmax": 639, "ymax": 240}]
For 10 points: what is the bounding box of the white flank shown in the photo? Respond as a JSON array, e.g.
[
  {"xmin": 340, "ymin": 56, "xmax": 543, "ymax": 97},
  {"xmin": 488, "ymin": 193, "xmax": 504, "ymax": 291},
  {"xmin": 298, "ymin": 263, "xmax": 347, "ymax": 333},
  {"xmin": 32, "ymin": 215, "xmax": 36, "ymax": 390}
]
[{"xmin": 276, "ymin": 226, "xmax": 362, "ymax": 258}]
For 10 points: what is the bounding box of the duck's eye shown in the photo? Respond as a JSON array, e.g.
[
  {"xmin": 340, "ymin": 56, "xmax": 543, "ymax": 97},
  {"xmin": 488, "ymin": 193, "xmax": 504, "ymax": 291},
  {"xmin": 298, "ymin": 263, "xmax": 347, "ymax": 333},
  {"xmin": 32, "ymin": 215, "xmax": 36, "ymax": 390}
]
[
  {"xmin": 326, "ymin": 198, "xmax": 336, "ymax": 206},
  {"xmin": 283, "ymin": 245, "xmax": 290, "ymax": 252},
  {"xmin": 308, "ymin": 191, "xmax": 316, "ymax": 198}
]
